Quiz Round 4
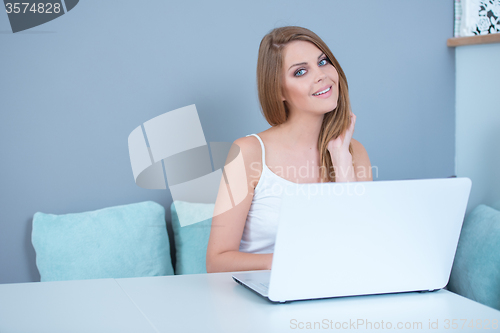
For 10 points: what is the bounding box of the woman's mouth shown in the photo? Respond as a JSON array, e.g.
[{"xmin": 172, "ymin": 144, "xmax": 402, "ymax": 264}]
[{"xmin": 312, "ymin": 86, "xmax": 332, "ymax": 98}]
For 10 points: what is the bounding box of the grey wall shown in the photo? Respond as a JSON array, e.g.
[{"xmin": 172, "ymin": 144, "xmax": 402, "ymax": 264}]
[
  {"xmin": 456, "ymin": 43, "xmax": 500, "ymax": 215},
  {"xmin": 0, "ymin": 0, "xmax": 455, "ymax": 284}
]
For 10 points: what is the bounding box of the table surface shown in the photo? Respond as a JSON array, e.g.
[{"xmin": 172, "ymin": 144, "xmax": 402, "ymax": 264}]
[{"xmin": 1, "ymin": 271, "xmax": 499, "ymax": 333}]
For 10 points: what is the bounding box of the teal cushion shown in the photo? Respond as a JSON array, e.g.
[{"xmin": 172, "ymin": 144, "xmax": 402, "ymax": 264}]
[
  {"xmin": 32, "ymin": 201, "xmax": 174, "ymax": 282},
  {"xmin": 171, "ymin": 201, "xmax": 215, "ymax": 274},
  {"xmin": 448, "ymin": 204, "xmax": 500, "ymax": 310}
]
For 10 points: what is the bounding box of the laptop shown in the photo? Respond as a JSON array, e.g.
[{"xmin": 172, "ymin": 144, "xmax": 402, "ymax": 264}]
[{"xmin": 232, "ymin": 177, "xmax": 472, "ymax": 303}]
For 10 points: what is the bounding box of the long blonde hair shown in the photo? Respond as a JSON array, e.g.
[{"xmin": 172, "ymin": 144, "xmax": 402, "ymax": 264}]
[{"xmin": 257, "ymin": 26, "xmax": 353, "ymax": 182}]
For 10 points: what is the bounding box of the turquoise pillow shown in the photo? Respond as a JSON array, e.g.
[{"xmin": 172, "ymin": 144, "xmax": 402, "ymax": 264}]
[
  {"xmin": 448, "ymin": 204, "xmax": 500, "ymax": 310},
  {"xmin": 32, "ymin": 201, "xmax": 174, "ymax": 282},
  {"xmin": 171, "ymin": 201, "xmax": 215, "ymax": 274}
]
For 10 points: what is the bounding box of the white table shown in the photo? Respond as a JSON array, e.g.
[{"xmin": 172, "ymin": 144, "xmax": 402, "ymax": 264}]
[
  {"xmin": 0, "ymin": 278, "xmax": 157, "ymax": 333},
  {"xmin": 1, "ymin": 272, "xmax": 499, "ymax": 332}
]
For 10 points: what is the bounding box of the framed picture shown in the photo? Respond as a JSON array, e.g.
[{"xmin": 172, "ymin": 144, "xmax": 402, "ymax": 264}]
[{"xmin": 455, "ymin": 0, "xmax": 500, "ymax": 36}]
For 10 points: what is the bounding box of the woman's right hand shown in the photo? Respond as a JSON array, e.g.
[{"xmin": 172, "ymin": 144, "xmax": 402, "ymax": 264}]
[{"xmin": 327, "ymin": 111, "xmax": 356, "ymax": 157}]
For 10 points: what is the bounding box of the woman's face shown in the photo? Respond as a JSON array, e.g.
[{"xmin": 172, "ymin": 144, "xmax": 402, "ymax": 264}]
[{"xmin": 281, "ymin": 40, "xmax": 339, "ymax": 116}]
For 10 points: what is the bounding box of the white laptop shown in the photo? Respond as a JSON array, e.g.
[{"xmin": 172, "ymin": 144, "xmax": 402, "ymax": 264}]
[{"xmin": 232, "ymin": 177, "xmax": 472, "ymax": 303}]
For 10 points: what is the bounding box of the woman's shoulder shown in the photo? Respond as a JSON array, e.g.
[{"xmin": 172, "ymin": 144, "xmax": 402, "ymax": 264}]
[
  {"xmin": 233, "ymin": 127, "xmax": 274, "ymax": 155},
  {"xmin": 351, "ymin": 138, "xmax": 362, "ymax": 149},
  {"xmin": 233, "ymin": 135, "xmax": 262, "ymax": 158},
  {"xmin": 232, "ymin": 135, "xmax": 265, "ymax": 189},
  {"xmin": 350, "ymin": 138, "xmax": 372, "ymax": 181},
  {"xmin": 350, "ymin": 138, "xmax": 368, "ymax": 157}
]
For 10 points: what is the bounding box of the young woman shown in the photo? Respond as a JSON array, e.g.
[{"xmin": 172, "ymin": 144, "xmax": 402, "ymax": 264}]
[{"xmin": 206, "ymin": 26, "xmax": 372, "ymax": 273}]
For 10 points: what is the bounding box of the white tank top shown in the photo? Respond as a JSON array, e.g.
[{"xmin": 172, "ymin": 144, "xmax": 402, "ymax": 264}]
[{"xmin": 238, "ymin": 133, "xmax": 298, "ymax": 254}]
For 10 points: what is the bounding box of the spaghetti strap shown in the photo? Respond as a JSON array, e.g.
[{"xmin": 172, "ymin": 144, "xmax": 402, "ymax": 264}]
[{"xmin": 246, "ymin": 133, "xmax": 266, "ymax": 166}]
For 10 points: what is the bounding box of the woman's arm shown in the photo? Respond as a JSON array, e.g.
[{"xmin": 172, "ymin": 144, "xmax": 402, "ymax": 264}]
[{"xmin": 206, "ymin": 137, "xmax": 273, "ymax": 273}]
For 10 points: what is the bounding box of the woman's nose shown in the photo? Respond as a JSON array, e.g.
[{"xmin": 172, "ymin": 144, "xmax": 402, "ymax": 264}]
[{"xmin": 315, "ymin": 68, "xmax": 327, "ymax": 82}]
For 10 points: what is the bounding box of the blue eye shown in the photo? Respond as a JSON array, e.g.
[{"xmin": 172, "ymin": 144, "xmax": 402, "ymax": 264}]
[
  {"xmin": 294, "ymin": 58, "xmax": 329, "ymax": 77},
  {"xmin": 294, "ymin": 69, "xmax": 306, "ymax": 77}
]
